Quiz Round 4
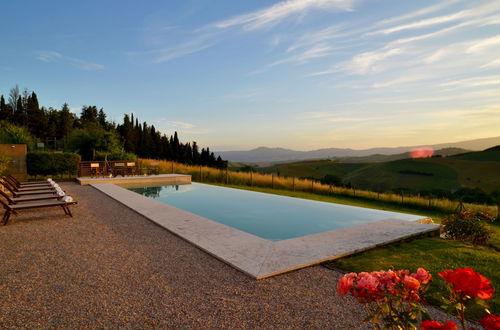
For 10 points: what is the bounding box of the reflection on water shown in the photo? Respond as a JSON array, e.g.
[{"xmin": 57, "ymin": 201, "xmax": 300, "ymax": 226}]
[{"xmin": 130, "ymin": 185, "xmax": 183, "ymax": 198}]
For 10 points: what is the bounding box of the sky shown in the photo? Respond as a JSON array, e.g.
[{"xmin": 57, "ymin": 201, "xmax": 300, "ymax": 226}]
[{"xmin": 1, "ymin": 0, "xmax": 499, "ymax": 151}]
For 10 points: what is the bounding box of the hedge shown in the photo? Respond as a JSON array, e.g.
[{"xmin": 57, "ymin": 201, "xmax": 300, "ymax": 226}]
[{"xmin": 27, "ymin": 152, "xmax": 81, "ymax": 177}]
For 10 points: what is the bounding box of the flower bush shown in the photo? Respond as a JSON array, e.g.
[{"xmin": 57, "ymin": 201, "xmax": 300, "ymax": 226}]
[
  {"xmin": 337, "ymin": 267, "xmax": 497, "ymax": 330},
  {"xmin": 337, "ymin": 268, "xmax": 431, "ymax": 329},
  {"xmin": 441, "ymin": 209, "xmax": 492, "ymax": 245}
]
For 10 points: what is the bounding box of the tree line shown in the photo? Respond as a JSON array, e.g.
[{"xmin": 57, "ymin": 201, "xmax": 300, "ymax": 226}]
[{"xmin": 0, "ymin": 85, "xmax": 227, "ymax": 168}]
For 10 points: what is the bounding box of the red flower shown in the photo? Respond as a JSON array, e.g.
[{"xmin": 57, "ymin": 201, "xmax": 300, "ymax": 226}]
[
  {"xmin": 438, "ymin": 268, "xmax": 494, "ymax": 300},
  {"xmin": 480, "ymin": 314, "xmax": 500, "ymax": 330},
  {"xmin": 420, "ymin": 320, "xmax": 457, "ymax": 330},
  {"xmin": 404, "ymin": 276, "xmax": 421, "ymax": 291}
]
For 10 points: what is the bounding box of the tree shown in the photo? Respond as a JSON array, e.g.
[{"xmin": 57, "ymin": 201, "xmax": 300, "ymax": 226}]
[
  {"xmin": 0, "ymin": 95, "xmax": 11, "ymax": 121},
  {"xmin": 14, "ymin": 96, "xmax": 27, "ymax": 126},
  {"xmin": 8, "ymin": 85, "xmax": 20, "ymax": 113},
  {"xmin": 80, "ymin": 105, "xmax": 99, "ymax": 125},
  {"xmin": 26, "ymin": 91, "xmax": 48, "ymax": 138},
  {"xmin": 67, "ymin": 123, "xmax": 121, "ymax": 160},
  {"xmin": 59, "ymin": 103, "xmax": 74, "ymax": 142}
]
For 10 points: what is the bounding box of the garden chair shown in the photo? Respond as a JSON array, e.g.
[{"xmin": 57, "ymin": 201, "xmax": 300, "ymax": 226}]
[
  {"xmin": 112, "ymin": 162, "xmax": 126, "ymax": 177},
  {"xmin": 90, "ymin": 163, "xmax": 103, "ymax": 177},
  {"xmin": 126, "ymin": 162, "xmax": 137, "ymax": 176},
  {"xmin": 0, "ymin": 196, "xmax": 77, "ymax": 225}
]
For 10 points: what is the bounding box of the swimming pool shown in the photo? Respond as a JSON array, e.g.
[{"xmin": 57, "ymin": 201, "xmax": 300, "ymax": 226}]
[{"xmin": 128, "ymin": 183, "xmax": 423, "ymax": 241}]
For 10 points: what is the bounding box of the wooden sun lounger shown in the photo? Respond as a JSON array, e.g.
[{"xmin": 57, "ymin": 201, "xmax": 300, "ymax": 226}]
[{"xmin": 0, "ymin": 197, "xmax": 77, "ymax": 225}]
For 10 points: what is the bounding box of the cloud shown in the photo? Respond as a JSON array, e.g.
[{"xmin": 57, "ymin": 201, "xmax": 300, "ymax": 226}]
[
  {"xmin": 440, "ymin": 75, "xmax": 500, "ymax": 88},
  {"xmin": 36, "ymin": 51, "xmax": 104, "ymax": 70},
  {"xmin": 368, "ymin": 1, "xmax": 500, "ymax": 35},
  {"xmin": 140, "ymin": 0, "xmax": 356, "ymax": 63},
  {"xmin": 210, "ymin": 0, "xmax": 355, "ymax": 31},
  {"xmin": 374, "ymin": 0, "xmax": 463, "ymax": 27}
]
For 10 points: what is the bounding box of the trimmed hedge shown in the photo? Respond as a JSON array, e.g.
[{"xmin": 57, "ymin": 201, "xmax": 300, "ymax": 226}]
[{"xmin": 27, "ymin": 152, "xmax": 81, "ymax": 177}]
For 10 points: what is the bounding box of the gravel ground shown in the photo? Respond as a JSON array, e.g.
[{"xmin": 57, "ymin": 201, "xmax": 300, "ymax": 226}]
[{"xmin": 0, "ymin": 182, "xmax": 455, "ymax": 329}]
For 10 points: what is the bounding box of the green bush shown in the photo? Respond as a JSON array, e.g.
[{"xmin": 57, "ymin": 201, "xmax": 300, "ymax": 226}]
[
  {"xmin": 27, "ymin": 152, "xmax": 81, "ymax": 177},
  {"xmin": 441, "ymin": 209, "xmax": 492, "ymax": 245},
  {"xmin": 0, "ymin": 121, "xmax": 36, "ymax": 150}
]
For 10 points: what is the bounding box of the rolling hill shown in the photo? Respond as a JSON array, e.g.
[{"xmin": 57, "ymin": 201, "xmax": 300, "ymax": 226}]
[
  {"xmin": 216, "ymin": 136, "xmax": 500, "ymax": 163},
  {"xmin": 257, "ymin": 146, "xmax": 500, "ymax": 194}
]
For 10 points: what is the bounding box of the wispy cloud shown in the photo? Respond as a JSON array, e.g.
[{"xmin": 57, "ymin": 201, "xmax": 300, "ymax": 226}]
[
  {"xmin": 210, "ymin": 0, "xmax": 355, "ymax": 31},
  {"xmin": 368, "ymin": 1, "xmax": 500, "ymax": 35},
  {"xmin": 140, "ymin": 0, "xmax": 356, "ymax": 63},
  {"xmin": 36, "ymin": 51, "xmax": 104, "ymax": 70},
  {"xmin": 374, "ymin": 0, "xmax": 463, "ymax": 27}
]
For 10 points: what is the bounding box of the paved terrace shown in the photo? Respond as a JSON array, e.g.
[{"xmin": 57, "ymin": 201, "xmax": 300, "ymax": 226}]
[{"xmin": 0, "ymin": 182, "xmax": 450, "ymax": 328}]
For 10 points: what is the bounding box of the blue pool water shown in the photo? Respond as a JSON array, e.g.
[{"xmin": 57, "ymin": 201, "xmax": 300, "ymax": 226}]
[{"xmin": 128, "ymin": 183, "xmax": 423, "ymax": 241}]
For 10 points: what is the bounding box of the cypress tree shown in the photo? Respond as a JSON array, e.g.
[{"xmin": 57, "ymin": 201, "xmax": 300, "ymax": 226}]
[
  {"xmin": 59, "ymin": 103, "xmax": 74, "ymax": 143},
  {"xmin": 0, "ymin": 95, "xmax": 11, "ymax": 121}
]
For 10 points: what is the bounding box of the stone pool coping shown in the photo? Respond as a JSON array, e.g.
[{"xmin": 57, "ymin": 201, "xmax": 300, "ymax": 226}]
[
  {"xmin": 77, "ymin": 174, "xmax": 191, "ymax": 185},
  {"xmin": 91, "ymin": 183, "xmax": 440, "ymax": 279}
]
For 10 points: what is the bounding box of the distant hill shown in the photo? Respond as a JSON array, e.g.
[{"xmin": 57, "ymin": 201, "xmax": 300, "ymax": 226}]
[
  {"xmin": 331, "ymin": 147, "xmax": 469, "ymax": 163},
  {"xmin": 216, "ymin": 136, "xmax": 500, "ymax": 163},
  {"xmin": 258, "ymin": 146, "xmax": 500, "ymax": 193}
]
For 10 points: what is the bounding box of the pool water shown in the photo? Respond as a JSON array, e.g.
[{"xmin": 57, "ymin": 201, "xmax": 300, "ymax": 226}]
[{"xmin": 128, "ymin": 183, "xmax": 423, "ymax": 241}]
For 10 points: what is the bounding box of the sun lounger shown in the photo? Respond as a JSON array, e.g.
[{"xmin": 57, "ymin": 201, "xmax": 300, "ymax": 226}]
[
  {"xmin": 0, "ymin": 181, "xmax": 60, "ymax": 197},
  {"xmin": 0, "ymin": 195, "xmax": 77, "ymax": 225},
  {"xmin": 6, "ymin": 175, "xmax": 52, "ymax": 187},
  {"xmin": 0, "ymin": 189, "xmax": 61, "ymax": 204},
  {"xmin": 3, "ymin": 177, "xmax": 54, "ymax": 190}
]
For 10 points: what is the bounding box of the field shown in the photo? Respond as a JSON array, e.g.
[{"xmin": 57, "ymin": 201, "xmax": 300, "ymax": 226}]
[{"xmin": 256, "ymin": 148, "xmax": 500, "ymax": 194}]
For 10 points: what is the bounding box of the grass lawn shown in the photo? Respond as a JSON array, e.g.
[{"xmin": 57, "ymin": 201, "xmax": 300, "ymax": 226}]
[
  {"xmin": 206, "ymin": 182, "xmax": 499, "ymax": 321},
  {"xmin": 327, "ymin": 231, "xmax": 499, "ymax": 320}
]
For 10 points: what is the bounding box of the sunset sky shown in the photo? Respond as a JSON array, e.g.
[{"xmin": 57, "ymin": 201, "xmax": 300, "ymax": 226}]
[{"xmin": 1, "ymin": 0, "xmax": 499, "ymax": 151}]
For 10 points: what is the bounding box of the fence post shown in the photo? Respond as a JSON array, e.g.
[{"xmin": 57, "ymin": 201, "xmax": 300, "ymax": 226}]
[
  {"xmin": 292, "ymin": 177, "xmax": 295, "ymax": 191},
  {"xmin": 311, "ymin": 180, "xmax": 314, "ymax": 193},
  {"xmin": 272, "ymin": 174, "xmax": 274, "ymax": 189}
]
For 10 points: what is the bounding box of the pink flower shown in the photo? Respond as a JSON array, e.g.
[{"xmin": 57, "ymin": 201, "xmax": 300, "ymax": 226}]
[
  {"xmin": 356, "ymin": 274, "xmax": 379, "ymax": 292},
  {"xmin": 337, "ymin": 273, "xmax": 356, "ymax": 296},
  {"xmin": 412, "ymin": 268, "xmax": 431, "ymax": 284}
]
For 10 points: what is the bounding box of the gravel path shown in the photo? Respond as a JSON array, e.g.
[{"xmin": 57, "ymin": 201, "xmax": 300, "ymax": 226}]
[{"xmin": 0, "ymin": 182, "xmax": 452, "ymax": 329}]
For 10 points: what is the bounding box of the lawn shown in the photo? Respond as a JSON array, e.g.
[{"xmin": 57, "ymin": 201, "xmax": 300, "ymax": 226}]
[{"xmin": 209, "ymin": 182, "xmax": 498, "ymax": 321}]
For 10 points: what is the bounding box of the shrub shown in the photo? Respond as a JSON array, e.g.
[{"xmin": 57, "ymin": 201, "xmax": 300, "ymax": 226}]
[
  {"xmin": 27, "ymin": 152, "xmax": 81, "ymax": 177},
  {"xmin": 0, "ymin": 121, "xmax": 36, "ymax": 150},
  {"xmin": 441, "ymin": 210, "xmax": 492, "ymax": 245}
]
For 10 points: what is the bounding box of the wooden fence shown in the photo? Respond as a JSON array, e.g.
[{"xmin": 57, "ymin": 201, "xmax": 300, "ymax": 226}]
[{"xmin": 78, "ymin": 160, "xmax": 137, "ymax": 177}]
